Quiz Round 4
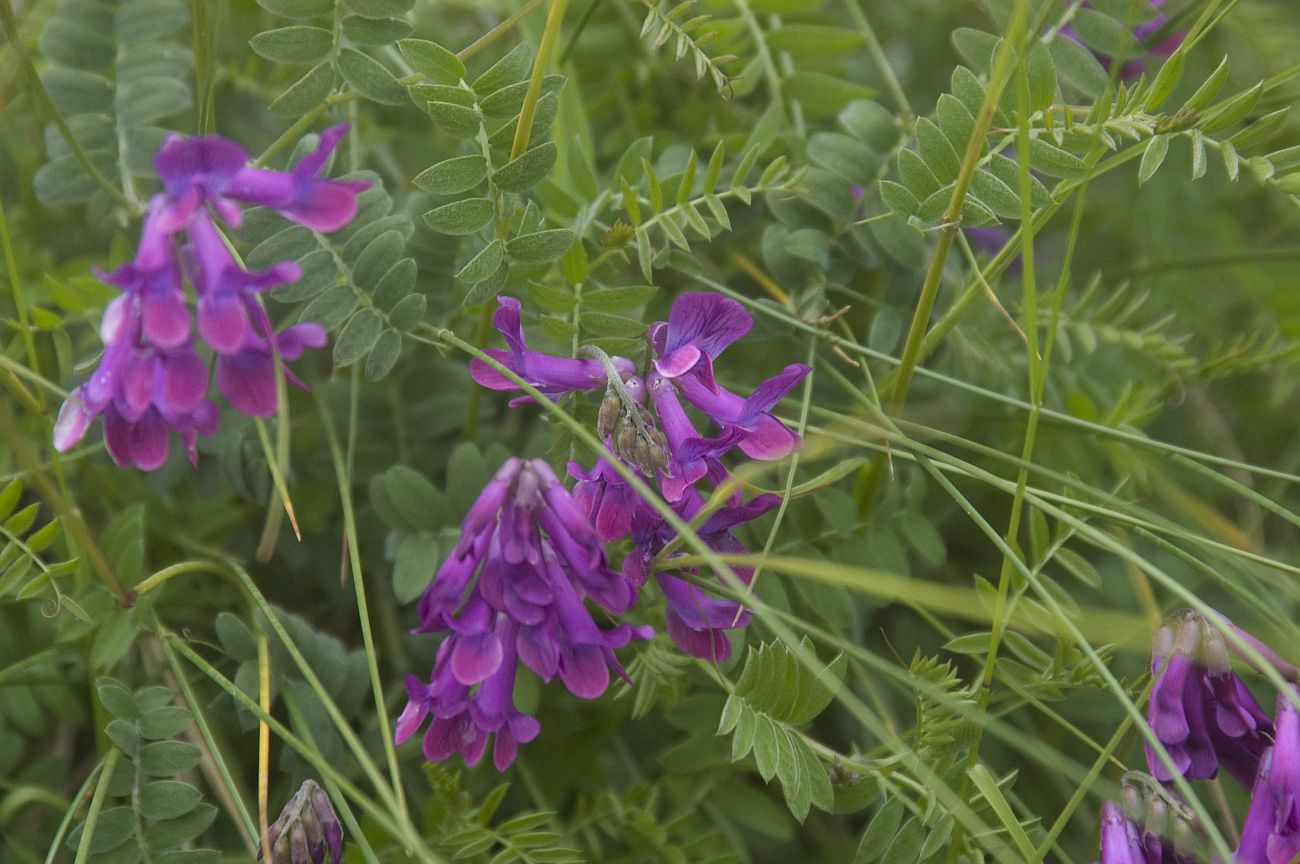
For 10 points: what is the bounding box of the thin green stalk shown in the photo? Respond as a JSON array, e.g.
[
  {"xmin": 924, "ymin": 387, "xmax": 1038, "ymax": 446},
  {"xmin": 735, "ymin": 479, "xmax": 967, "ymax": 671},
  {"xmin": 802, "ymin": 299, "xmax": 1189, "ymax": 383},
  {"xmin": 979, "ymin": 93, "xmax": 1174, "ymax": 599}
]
[
  {"xmin": 0, "ymin": 354, "xmax": 66, "ymax": 399},
  {"xmin": 315, "ymin": 391, "xmax": 408, "ymax": 822},
  {"xmin": 841, "ymin": 0, "xmax": 910, "ymax": 114},
  {"xmin": 0, "ymin": 0, "xmax": 135, "ymax": 212},
  {"xmin": 734, "ymin": 335, "xmax": 817, "ymax": 620},
  {"xmin": 510, "ymin": 0, "xmax": 571, "ymax": 161},
  {"xmin": 193, "ymin": 0, "xmax": 216, "ymax": 133},
  {"xmin": 0, "ymin": 399, "xmax": 128, "ymax": 605},
  {"xmin": 161, "ymin": 636, "xmax": 257, "ymax": 850},
  {"xmin": 962, "ymin": 53, "xmax": 1049, "ymax": 794},
  {"xmin": 890, "ymin": 0, "xmax": 1030, "ymax": 411},
  {"xmin": 686, "ymin": 274, "xmax": 1300, "ymax": 488},
  {"xmin": 160, "ymin": 634, "xmax": 447, "ymax": 863},
  {"xmin": 0, "ymin": 194, "xmax": 41, "ymax": 407},
  {"xmin": 42, "ymin": 757, "xmax": 104, "ymax": 864},
  {"xmin": 71, "ymin": 748, "xmax": 122, "ymax": 864},
  {"xmin": 254, "ymin": 103, "xmax": 330, "ymax": 168},
  {"xmin": 458, "ymin": 0, "xmax": 549, "ymax": 64},
  {"xmin": 223, "ymin": 560, "xmax": 404, "ymax": 816},
  {"xmin": 732, "ymin": 0, "xmax": 786, "ymax": 123}
]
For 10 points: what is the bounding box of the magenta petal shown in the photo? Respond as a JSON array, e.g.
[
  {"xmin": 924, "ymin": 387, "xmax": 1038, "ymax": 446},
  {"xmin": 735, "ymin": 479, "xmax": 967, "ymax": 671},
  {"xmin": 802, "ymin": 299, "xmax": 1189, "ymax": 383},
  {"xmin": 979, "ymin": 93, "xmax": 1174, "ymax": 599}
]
[
  {"xmin": 199, "ymin": 292, "xmax": 250, "ymax": 354},
  {"xmin": 394, "ymin": 700, "xmax": 428, "ymax": 746},
  {"xmin": 664, "ymin": 292, "xmax": 752, "ymax": 359},
  {"xmin": 665, "ymin": 607, "xmax": 733, "ymax": 662},
  {"xmin": 450, "ymin": 633, "xmax": 503, "ymax": 685},
  {"xmin": 217, "ymin": 351, "xmax": 278, "ymax": 417},
  {"xmin": 142, "ymin": 289, "xmax": 191, "ymax": 350},
  {"xmin": 100, "ymin": 294, "xmax": 136, "ymax": 344},
  {"xmin": 653, "ymin": 344, "xmax": 702, "ymax": 379},
  {"xmin": 154, "ymin": 134, "xmax": 248, "ymax": 198},
  {"xmin": 160, "ymin": 351, "xmax": 209, "ymax": 413},
  {"xmin": 53, "ymin": 391, "xmax": 95, "ymax": 452},
  {"xmin": 121, "ymin": 350, "xmax": 157, "ymax": 414},
  {"xmin": 275, "ymin": 322, "xmax": 327, "ymax": 360},
  {"xmin": 559, "ymin": 645, "xmax": 610, "ymax": 699},
  {"xmin": 739, "ymin": 364, "xmax": 811, "ymax": 422},
  {"xmin": 736, "ymin": 414, "xmax": 799, "ymax": 460},
  {"xmin": 281, "ymin": 181, "xmax": 369, "ymax": 232},
  {"xmin": 103, "ymin": 408, "xmax": 132, "ymax": 466},
  {"xmin": 127, "ymin": 409, "xmax": 170, "ymax": 471}
]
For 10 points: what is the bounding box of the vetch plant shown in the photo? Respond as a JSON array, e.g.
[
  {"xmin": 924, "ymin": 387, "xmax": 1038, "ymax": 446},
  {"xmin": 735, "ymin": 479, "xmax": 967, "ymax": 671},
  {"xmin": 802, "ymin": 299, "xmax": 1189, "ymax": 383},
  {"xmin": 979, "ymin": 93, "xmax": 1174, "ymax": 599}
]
[{"xmin": 4, "ymin": 1, "xmax": 1300, "ymax": 862}]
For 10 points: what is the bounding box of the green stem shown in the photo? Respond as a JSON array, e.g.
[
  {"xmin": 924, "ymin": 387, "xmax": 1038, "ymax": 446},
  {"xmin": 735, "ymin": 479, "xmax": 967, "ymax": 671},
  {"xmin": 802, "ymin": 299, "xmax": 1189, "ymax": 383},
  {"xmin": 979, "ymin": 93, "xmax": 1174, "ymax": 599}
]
[
  {"xmin": 0, "ymin": 194, "xmax": 41, "ymax": 408},
  {"xmin": 161, "ymin": 634, "xmax": 446, "ymax": 863},
  {"xmin": 510, "ymin": 0, "xmax": 571, "ymax": 161},
  {"xmin": 162, "ymin": 636, "xmax": 258, "ymax": 850},
  {"xmin": 841, "ymin": 0, "xmax": 910, "ymax": 114},
  {"xmin": 41, "ymin": 757, "xmax": 104, "ymax": 864},
  {"xmin": 224, "ymin": 560, "xmax": 405, "ymax": 818},
  {"xmin": 889, "ymin": 0, "xmax": 1030, "ymax": 412},
  {"xmin": 315, "ymin": 391, "xmax": 409, "ymax": 822},
  {"xmin": 71, "ymin": 749, "xmax": 122, "ymax": 864}
]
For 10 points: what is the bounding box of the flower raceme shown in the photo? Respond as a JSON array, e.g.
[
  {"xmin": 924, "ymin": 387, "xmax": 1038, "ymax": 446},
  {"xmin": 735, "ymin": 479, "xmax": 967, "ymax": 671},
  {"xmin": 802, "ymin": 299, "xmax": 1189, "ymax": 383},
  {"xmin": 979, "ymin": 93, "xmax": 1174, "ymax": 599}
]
[
  {"xmin": 1145, "ymin": 610, "xmax": 1274, "ymax": 787},
  {"xmin": 259, "ymin": 779, "xmax": 344, "ymax": 864},
  {"xmin": 53, "ymin": 126, "xmax": 368, "ymax": 470},
  {"xmin": 399, "ymin": 291, "xmax": 808, "ymax": 769},
  {"xmin": 475, "ymin": 291, "xmax": 803, "ymax": 656},
  {"xmin": 397, "ymin": 457, "xmax": 652, "ymax": 771}
]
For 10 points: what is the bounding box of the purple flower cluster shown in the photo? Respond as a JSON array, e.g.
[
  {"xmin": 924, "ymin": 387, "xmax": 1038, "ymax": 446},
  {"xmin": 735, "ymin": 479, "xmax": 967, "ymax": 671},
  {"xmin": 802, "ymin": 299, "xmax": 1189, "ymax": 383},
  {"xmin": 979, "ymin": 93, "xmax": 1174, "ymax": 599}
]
[
  {"xmin": 53, "ymin": 126, "xmax": 369, "ymax": 470},
  {"xmin": 475, "ymin": 292, "xmax": 806, "ymax": 661},
  {"xmin": 1096, "ymin": 778, "xmax": 1196, "ymax": 864},
  {"xmin": 395, "ymin": 457, "xmax": 653, "ymax": 771},
  {"xmin": 399, "ymin": 291, "xmax": 807, "ymax": 770},
  {"xmin": 1093, "ymin": 609, "xmax": 1300, "ymax": 863}
]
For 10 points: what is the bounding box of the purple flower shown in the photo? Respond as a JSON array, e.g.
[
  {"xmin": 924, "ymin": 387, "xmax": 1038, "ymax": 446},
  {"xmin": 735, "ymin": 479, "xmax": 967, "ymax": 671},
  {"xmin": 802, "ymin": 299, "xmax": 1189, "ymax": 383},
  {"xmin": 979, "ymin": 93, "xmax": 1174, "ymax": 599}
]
[
  {"xmin": 1144, "ymin": 610, "xmax": 1273, "ymax": 787},
  {"xmin": 1236, "ymin": 691, "xmax": 1300, "ymax": 864},
  {"xmin": 621, "ymin": 488, "xmax": 778, "ymax": 662},
  {"xmin": 568, "ymin": 455, "xmax": 642, "ymax": 542},
  {"xmin": 470, "ymin": 296, "xmax": 635, "ymax": 401},
  {"xmin": 54, "ymin": 126, "xmax": 367, "ymax": 469},
  {"xmin": 398, "ymin": 457, "xmax": 650, "ymax": 769},
  {"xmin": 649, "ymin": 291, "xmax": 753, "ymax": 389},
  {"xmin": 186, "ymin": 208, "xmax": 302, "ymax": 355},
  {"xmin": 153, "ymin": 124, "xmax": 370, "ymax": 234},
  {"xmin": 649, "ymin": 293, "xmax": 810, "ymax": 462},
  {"xmin": 216, "ymin": 322, "xmax": 327, "ymax": 418},
  {"xmin": 52, "ymin": 208, "xmax": 217, "ymax": 470},
  {"xmin": 260, "ymin": 779, "xmax": 344, "ymax": 864}
]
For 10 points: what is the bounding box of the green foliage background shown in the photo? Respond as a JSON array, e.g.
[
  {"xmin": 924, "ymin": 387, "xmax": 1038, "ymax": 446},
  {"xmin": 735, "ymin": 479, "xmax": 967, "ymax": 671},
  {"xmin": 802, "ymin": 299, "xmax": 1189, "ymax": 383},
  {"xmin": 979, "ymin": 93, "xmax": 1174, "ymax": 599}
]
[{"xmin": 2, "ymin": 0, "xmax": 1300, "ymax": 862}]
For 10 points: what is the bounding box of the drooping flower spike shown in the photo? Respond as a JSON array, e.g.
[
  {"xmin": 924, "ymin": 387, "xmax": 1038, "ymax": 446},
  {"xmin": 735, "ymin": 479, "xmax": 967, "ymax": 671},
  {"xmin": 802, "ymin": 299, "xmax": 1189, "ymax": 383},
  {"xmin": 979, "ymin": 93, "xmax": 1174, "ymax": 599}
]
[
  {"xmin": 1144, "ymin": 609, "xmax": 1274, "ymax": 787},
  {"xmin": 54, "ymin": 126, "xmax": 368, "ymax": 469},
  {"xmin": 397, "ymin": 457, "xmax": 651, "ymax": 769}
]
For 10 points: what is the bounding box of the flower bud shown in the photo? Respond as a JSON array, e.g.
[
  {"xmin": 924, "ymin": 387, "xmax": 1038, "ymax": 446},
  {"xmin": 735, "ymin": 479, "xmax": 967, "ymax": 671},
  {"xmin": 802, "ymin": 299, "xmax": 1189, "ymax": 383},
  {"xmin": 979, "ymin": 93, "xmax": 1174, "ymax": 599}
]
[
  {"xmin": 597, "ymin": 385, "xmax": 621, "ymax": 440},
  {"xmin": 259, "ymin": 780, "xmax": 343, "ymax": 864}
]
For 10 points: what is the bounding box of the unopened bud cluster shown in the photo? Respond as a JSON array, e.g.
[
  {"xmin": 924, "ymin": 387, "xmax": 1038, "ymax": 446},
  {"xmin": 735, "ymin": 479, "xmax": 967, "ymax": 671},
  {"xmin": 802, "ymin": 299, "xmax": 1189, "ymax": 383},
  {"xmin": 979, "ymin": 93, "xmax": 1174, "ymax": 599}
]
[
  {"xmin": 597, "ymin": 380, "xmax": 669, "ymax": 477},
  {"xmin": 259, "ymin": 780, "xmax": 343, "ymax": 864}
]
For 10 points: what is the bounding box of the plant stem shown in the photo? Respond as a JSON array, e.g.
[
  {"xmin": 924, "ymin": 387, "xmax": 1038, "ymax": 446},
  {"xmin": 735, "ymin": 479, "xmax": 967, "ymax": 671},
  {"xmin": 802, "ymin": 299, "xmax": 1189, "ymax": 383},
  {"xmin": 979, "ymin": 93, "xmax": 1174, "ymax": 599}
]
[
  {"xmin": 0, "ymin": 194, "xmax": 41, "ymax": 408},
  {"xmin": 316, "ymin": 391, "xmax": 409, "ymax": 822},
  {"xmin": 71, "ymin": 748, "xmax": 121, "ymax": 864},
  {"xmin": 510, "ymin": 0, "xmax": 571, "ymax": 161},
  {"xmin": 889, "ymin": 0, "xmax": 1030, "ymax": 412}
]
